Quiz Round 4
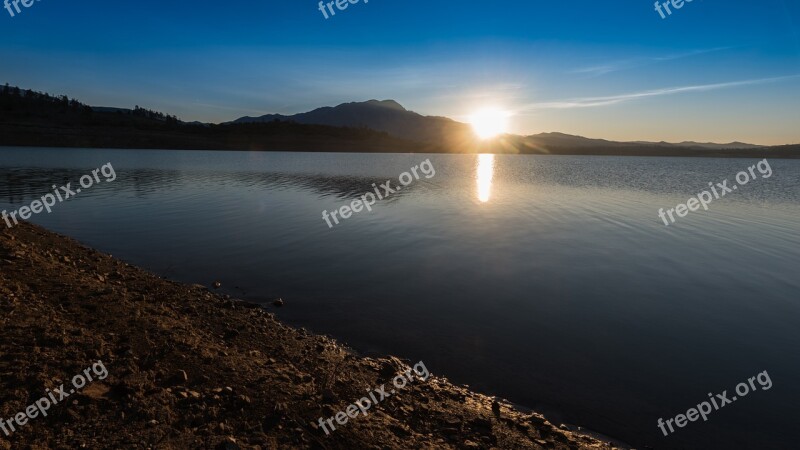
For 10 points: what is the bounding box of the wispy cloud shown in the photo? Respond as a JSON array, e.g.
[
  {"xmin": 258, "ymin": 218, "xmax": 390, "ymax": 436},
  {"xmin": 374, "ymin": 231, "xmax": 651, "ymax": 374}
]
[
  {"xmin": 529, "ymin": 75, "xmax": 800, "ymax": 109},
  {"xmin": 570, "ymin": 63, "xmax": 626, "ymax": 77},
  {"xmin": 570, "ymin": 47, "xmax": 732, "ymax": 77},
  {"xmin": 651, "ymin": 47, "xmax": 733, "ymax": 62}
]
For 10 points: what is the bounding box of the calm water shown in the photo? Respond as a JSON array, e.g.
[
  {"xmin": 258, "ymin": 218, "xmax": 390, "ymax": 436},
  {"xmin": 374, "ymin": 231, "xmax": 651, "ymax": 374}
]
[{"xmin": 2, "ymin": 147, "xmax": 799, "ymax": 449}]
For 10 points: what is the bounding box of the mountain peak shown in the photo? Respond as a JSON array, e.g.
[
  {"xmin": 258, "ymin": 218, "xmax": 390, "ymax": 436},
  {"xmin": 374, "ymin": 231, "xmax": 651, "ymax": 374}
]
[{"xmin": 363, "ymin": 99, "xmax": 406, "ymax": 111}]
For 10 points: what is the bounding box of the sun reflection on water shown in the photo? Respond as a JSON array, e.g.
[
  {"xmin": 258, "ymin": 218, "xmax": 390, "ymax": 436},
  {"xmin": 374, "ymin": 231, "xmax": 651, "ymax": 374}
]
[{"xmin": 477, "ymin": 154, "xmax": 495, "ymax": 203}]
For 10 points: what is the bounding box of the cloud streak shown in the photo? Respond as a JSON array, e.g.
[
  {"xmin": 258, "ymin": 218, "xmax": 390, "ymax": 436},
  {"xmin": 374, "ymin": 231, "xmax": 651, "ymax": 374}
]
[
  {"xmin": 570, "ymin": 47, "xmax": 732, "ymax": 76},
  {"xmin": 529, "ymin": 75, "xmax": 800, "ymax": 109}
]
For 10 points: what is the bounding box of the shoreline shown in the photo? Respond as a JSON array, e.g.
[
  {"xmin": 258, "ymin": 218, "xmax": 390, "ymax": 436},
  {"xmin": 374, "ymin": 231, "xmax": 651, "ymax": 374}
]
[
  {"xmin": 3, "ymin": 144, "xmax": 799, "ymax": 160},
  {"xmin": 0, "ymin": 222, "xmax": 629, "ymax": 449}
]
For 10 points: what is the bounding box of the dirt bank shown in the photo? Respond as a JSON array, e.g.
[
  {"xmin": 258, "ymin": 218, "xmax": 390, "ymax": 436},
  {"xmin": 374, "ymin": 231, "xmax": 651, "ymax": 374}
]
[{"xmin": 0, "ymin": 222, "xmax": 626, "ymax": 449}]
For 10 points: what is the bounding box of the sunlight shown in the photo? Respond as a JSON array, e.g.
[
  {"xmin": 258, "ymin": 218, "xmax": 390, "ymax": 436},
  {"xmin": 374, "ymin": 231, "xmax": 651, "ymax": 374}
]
[
  {"xmin": 476, "ymin": 154, "xmax": 495, "ymax": 203},
  {"xmin": 469, "ymin": 109, "xmax": 510, "ymax": 139}
]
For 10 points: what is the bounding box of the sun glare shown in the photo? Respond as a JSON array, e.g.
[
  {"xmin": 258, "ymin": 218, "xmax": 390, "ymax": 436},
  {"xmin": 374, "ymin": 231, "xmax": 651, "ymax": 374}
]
[
  {"xmin": 469, "ymin": 109, "xmax": 510, "ymax": 139},
  {"xmin": 477, "ymin": 154, "xmax": 495, "ymax": 203}
]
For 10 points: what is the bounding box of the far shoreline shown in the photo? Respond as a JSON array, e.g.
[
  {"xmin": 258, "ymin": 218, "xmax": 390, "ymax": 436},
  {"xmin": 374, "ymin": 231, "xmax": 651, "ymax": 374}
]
[{"xmin": 3, "ymin": 144, "xmax": 800, "ymax": 159}]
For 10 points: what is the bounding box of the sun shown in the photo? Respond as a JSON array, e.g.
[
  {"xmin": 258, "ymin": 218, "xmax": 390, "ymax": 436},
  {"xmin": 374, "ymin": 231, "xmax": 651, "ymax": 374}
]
[{"xmin": 469, "ymin": 109, "xmax": 510, "ymax": 139}]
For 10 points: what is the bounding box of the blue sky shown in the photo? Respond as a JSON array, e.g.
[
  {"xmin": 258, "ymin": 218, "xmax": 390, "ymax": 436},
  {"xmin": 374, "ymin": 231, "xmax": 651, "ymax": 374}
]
[{"xmin": 2, "ymin": 0, "xmax": 799, "ymax": 144}]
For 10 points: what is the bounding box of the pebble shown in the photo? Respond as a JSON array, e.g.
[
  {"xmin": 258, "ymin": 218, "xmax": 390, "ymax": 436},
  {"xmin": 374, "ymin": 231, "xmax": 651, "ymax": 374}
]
[{"xmin": 175, "ymin": 370, "xmax": 188, "ymax": 383}]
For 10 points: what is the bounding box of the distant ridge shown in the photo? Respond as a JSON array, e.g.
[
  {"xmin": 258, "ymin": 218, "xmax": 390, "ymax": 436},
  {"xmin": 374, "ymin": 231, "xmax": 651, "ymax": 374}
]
[
  {"xmin": 524, "ymin": 133, "xmax": 764, "ymax": 150},
  {"xmin": 231, "ymin": 99, "xmax": 469, "ymax": 144},
  {"xmin": 232, "ymin": 103, "xmax": 766, "ymax": 150},
  {"xmin": 631, "ymin": 140, "xmax": 763, "ymax": 150},
  {"xmin": 2, "ymin": 84, "xmax": 797, "ymax": 157}
]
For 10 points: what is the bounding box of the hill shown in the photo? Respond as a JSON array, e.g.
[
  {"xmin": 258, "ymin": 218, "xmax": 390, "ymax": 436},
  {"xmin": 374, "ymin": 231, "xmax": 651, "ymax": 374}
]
[{"xmin": 0, "ymin": 85, "xmax": 435, "ymax": 153}]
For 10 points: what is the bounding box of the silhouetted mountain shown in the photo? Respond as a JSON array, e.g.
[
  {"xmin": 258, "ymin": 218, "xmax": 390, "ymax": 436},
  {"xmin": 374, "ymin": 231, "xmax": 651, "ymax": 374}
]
[
  {"xmin": 0, "ymin": 85, "xmax": 433, "ymax": 152},
  {"xmin": 631, "ymin": 140, "xmax": 763, "ymax": 150},
  {"xmin": 232, "ymin": 99, "xmax": 470, "ymax": 143},
  {"xmin": 234, "ymin": 103, "xmax": 767, "ymax": 151},
  {"xmin": 523, "ymin": 132, "xmax": 622, "ymax": 149},
  {"xmin": 2, "ymin": 85, "xmax": 797, "ymax": 157},
  {"xmin": 524, "ymin": 133, "xmax": 764, "ymax": 150}
]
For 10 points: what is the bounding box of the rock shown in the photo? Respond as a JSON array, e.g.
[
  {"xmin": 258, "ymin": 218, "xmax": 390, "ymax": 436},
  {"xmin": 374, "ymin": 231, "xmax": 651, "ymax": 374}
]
[
  {"xmin": 445, "ymin": 418, "xmax": 460, "ymax": 427},
  {"xmin": 235, "ymin": 300, "xmax": 262, "ymax": 309},
  {"xmin": 272, "ymin": 298, "xmax": 284, "ymax": 307},
  {"xmin": 215, "ymin": 437, "xmax": 240, "ymax": 450},
  {"xmin": 223, "ymin": 329, "xmax": 239, "ymax": 340},
  {"xmin": 470, "ymin": 417, "xmax": 492, "ymax": 430},
  {"xmin": 213, "ymin": 281, "xmax": 222, "ymax": 289},
  {"xmin": 173, "ymin": 370, "xmax": 189, "ymax": 384},
  {"xmin": 379, "ymin": 359, "xmax": 399, "ymax": 378}
]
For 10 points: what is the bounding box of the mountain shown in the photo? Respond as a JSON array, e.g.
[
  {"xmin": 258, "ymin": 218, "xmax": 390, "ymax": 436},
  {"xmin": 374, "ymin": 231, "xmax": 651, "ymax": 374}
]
[
  {"xmin": 524, "ymin": 132, "xmax": 623, "ymax": 149},
  {"xmin": 631, "ymin": 140, "xmax": 763, "ymax": 150},
  {"xmin": 2, "ymin": 85, "xmax": 796, "ymax": 157},
  {"xmin": 0, "ymin": 85, "xmax": 430, "ymax": 152},
  {"xmin": 232, "ymin": 99, "xmax": 470, "ymax": 144},
  {"xmin": 525, "ymin": 133, "xmax": 764, "ymax": 150},
  {"xmin": 234, "ymin": 103, "xmax": 766, "ymax": 151}
]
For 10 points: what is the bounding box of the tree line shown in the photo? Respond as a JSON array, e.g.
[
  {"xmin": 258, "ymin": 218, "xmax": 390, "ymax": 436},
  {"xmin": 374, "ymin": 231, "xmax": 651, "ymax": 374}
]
[{"xmin": 0, "ymin": 83, "xmax": 179, "ymax": 125}]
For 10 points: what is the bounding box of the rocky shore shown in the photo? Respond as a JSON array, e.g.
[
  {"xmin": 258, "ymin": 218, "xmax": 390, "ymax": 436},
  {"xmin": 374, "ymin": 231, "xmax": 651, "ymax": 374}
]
[{"xmin": 0, "ymin": 222, "xmax": 626, "ymax": 449}]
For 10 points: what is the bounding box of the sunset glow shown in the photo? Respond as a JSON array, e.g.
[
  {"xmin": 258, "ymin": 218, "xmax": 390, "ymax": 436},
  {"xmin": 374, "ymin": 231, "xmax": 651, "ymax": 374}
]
[{"xmin": 469, "ymin": 109, "xmax": 510, "ymax": 139}]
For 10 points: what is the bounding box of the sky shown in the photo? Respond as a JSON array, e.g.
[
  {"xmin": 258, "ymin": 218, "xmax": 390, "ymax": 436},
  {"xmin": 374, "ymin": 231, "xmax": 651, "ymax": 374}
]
[{"xmin": 1, "ymin": 0, "xmax": 799, "ymax": 144}]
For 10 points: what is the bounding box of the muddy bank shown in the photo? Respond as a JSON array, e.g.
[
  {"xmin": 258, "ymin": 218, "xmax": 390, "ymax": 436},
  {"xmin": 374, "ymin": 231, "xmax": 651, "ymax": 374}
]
[{"xmin": 0, "ymin": 222, "xmax": 626, "ymax": 449}]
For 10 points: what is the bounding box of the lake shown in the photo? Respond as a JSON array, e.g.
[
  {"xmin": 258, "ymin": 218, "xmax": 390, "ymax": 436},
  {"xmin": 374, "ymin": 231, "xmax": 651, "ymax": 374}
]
[{"xmin": 1, "ymin": 147, "xmax": 798, "ymax": 449}]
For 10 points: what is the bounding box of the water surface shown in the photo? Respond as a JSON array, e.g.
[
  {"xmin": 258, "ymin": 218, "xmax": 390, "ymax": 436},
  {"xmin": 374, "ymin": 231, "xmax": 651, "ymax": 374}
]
[{"xmin": 1, "ymin": 148, "xmax": 799, "ymax": 449}]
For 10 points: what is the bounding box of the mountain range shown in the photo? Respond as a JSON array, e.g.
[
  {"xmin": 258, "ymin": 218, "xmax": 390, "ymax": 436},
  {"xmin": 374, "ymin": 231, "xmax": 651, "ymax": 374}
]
[
  {"xmin": 2, "ymin": 85, "xmax": 797, "ymax": 157},
  {"xmin": 232, "ymin": 99, "xmax": 765, "ymax": 150}
]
